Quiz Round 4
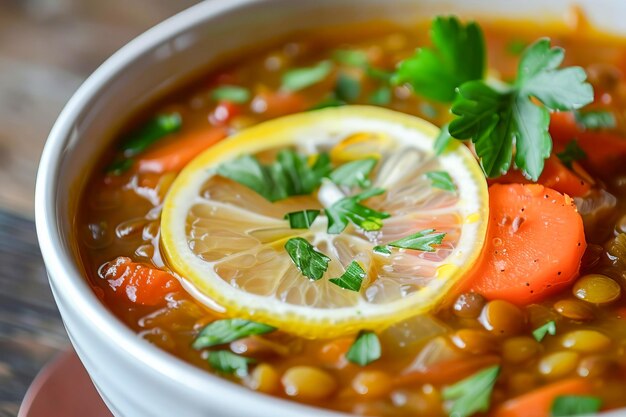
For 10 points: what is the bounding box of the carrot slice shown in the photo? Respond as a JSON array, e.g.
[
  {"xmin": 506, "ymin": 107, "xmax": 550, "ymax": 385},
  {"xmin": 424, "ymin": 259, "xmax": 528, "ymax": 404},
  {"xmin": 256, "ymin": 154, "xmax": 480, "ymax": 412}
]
[
  {"xmin": 491, "ymin": 155, "xmax": 591, "ymax": 197},
  {"xmin": 462, "ymin": 184, "xmax": 586, "ymax": 305},
  {"xmin": 253, "ymin": 91, "xmax": 308, "ymax": 118},
  {"xmin": 137, "ymin": 126, "xmax": 228, "ymax": 173},
  {"xmin": 493, "ymin": 378, "xmax": 593, "ymax": 417},
  {"xmin": 550, "ymin": 112, "xmax": 626, "ymax": 175},
  {"xmin": 395, "ymin": 355, "xmax": 501, "ymax": 387},
  {"xmin": 101, "ymin": 257, "xmax": 182, "ymax": 306}
]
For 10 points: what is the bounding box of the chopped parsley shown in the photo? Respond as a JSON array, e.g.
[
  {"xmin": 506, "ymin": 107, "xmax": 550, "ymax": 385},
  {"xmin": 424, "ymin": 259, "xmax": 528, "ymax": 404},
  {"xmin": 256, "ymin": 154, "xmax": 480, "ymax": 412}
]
[
  {"xmin": 442, "ymin": 365, "xmax": 500, "ymax": 417},
  {"xmin": 285, "ymin": 237, "xmax": 330, "ymax": 280},
  {"xmin": 346, "ymin": 331, "xmax": 381, "ymax": 366},
  {"xmin": 449, "ymin": 38, "xmax": 594, "ymax": 180},
  {"xmin": 281, "ymin": 60, "xmax": 333, "ymax": 91},
  {"xmin": 574, "ymin": 109, "xmax": 616, "ymax": 130},
  {"xmin": 333, "ymin": 49, "xmax": 369, "ymax": 67},
  {"xmin": 329, "ymin": 261, "xmax": 366, "ymax": 291},
  {"xmin": 193, "ymin": 319, "xmax": 276, "ymax": 349},
  {"xmin": 551, "ymin": 395, "xmax": 602, "ymax": 417},
  {"xmin": 393, "ymin": 16, "xmax": 485, "ymax": 103},
  {"xmin": 375, "ymin": 229, "xmax": 446, "ymax": 255},
  {"xmin": 557, "ymin": 141, "xmax": 587, "ymax": 168},
  {"xmin": 425, "ymin": 171, "xmax": 456, "ymax": 192},
  {"xmin": 334, "ymin": 73, "xmax": 361, "ymax": 102},
  {"xmin": 328, "ymin": 157, "xmax": 377, "ymax": 188},
  {"xmin": 325, "ymin": 188, "xmax": 390, "ymax": 234},
  {"xmin": 532, "ymin": 320, "xmax": 557, "ymax": 342},
  {"xmin": 217, "ymin": 150, "xmax": 331, "ymax": 202},
  {"xmin": 210, "ymin": 85, "xmax": 250, "ymax": 103},
  {"xmin": 207, "ymin": 350, "xmax": 255, "ymax": 377},
  {"xmin": 284, "ymin": 210, "xmax": 320, "ymax": 229},
  {"xmin": 368, "ymin": 86, "xmax": 392, "ymax": 105}
]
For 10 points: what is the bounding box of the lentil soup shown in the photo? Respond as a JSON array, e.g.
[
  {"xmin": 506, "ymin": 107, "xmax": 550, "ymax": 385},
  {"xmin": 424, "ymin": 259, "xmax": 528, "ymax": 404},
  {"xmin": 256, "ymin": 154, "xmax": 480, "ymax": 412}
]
[{"xmin": 77, "ymin": 12, "xmax": 626, "ymax": 417}]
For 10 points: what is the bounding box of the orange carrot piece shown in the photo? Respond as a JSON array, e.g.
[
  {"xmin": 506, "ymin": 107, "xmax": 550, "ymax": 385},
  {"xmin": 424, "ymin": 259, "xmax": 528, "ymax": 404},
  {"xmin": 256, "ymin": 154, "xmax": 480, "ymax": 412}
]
[
  {"xmin": 136, "ymin": 126, "xmax": 228, "ymax": 173},
  {"xmin": 550, "ymin": 112, "xmax": 626, "ymax": 174},
  {"xmin": 253, "ymin": 91, "xmax": 308, "ymax": 118},
  {"xmin": 395, "ymin": 355, "xmax": 501, "ymax": 387},
  {"xmin": 493, "ymin": 378, "xmax": 593, "ymax": 417},
  {"xmin": 101, "ymin": 257, "xmax": 182, "ymax": 306},
  {"xmin": 491, "ymin": 155, "xmax": 591, "ymax": 197},
  {"xmin": 462, "ymin": 184, "xmax": 586, "ymax": 305}
]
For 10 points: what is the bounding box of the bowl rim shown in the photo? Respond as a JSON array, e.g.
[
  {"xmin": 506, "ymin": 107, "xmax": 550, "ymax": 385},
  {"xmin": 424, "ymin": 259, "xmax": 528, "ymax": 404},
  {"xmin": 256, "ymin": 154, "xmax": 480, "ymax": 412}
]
[{"xmin": 34, "ymin": 0, "xmax": 346, "ymax": 415}]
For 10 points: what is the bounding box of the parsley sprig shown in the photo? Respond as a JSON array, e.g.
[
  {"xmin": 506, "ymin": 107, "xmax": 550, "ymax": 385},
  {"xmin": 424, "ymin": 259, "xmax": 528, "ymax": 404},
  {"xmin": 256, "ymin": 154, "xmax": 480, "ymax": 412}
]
[
  {"xmin": 442, "ymin": 365, "xmax": 500, "ymax": 417},
  {"xmin": 329, "ymin": 261, "xmax": 366, "ymax": 291},
  {"xmin": 346, "ymin": 331, "xmax": 381, "ymax": 366},
  {"xmin": 374, "ymin": 229, "xmax": 446, "ymax": 255},
  {"xmin": 325, "ymin": 188, "xmax": 390, "ymax": 234},
  {"xmin": 449, "ymin": 38, "xmax": 594, "ymax": 180},
  {"xmin": 284, "ymin": 237, "xmax": 330, "ymax": 280},
  {"xmin": 193, "ymin": 319, "xmax": 276, "ymax": 350}
]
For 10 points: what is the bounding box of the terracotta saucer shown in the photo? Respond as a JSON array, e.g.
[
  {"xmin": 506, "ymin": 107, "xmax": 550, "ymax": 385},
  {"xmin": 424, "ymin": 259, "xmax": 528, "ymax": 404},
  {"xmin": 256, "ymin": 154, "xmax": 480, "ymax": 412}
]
[{"xmin": 18, "ymin": 348, "xmax": 113, "ymax": 417}]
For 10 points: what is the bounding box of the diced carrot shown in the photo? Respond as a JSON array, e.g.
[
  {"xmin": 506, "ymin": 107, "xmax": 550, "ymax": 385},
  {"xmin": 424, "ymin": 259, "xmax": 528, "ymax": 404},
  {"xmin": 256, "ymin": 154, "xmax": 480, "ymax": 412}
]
[
  {"xmin": 101, "ymin": 257, "xmax": 182, "ymax": 306},
  {"xmin": 252, "ymin": 91, "xmax": 308, "ymax": 118},
  {"xmin": 317, "ymin": 338, "xmax": 354, "ymax": 366},
  {"xmin": 550, "ymin": 112, "xmax": 626, "ymax": 175},
  {"xmin": 462, "ymin": 184, "xmax": 586, "ymax": 305},
  {"xmin": 491, "ymin": 155, "xmax": 591, "ymax": 197},
  {"xmin": 394, "ymin": 355, "xmax": 500, "ymax": 387},
  {"xmin": 136, "ymin": 126, "xmax": 228, "ymax": 173},
  {"xmin": 493, "ymin": 378, "xmax": 593, "ymax": 417}
]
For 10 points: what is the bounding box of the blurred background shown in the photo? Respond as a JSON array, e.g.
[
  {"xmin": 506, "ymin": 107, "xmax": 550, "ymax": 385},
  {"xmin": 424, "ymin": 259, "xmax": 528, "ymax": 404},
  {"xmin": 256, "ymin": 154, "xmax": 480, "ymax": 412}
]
[{"xmin": 0, "ymin": 1, "xmax": 198, "ymax": 415}]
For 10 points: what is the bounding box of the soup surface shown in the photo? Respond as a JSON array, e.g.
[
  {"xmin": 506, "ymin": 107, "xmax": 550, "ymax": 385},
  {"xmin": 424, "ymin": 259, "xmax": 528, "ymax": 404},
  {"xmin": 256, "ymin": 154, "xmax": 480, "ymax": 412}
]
[{"xmin": 77, "ymin": 12, "xmax": 626, "ymax": 417}]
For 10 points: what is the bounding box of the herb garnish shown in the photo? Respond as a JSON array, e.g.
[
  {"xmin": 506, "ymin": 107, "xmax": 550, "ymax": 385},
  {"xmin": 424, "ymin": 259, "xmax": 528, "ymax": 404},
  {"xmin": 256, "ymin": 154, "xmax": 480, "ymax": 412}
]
[
  {"xmin": 208, "ymin": 350, "xmax": 255, "ymax": 376},
  {"xmin": 334, "ymin": 73, "xmax": 361, "ymax": 102},
  {"xmin": 368, "ymin": 86, "xmax": 392, "ymax": 105},
  {"xmin": 211, "ymin": 85, "xmax": 250, "ymax": 103},
  {"xmin": 193, "ymin": 319, "xmax": 276, "ymax": 349},
  {"xmin": 425, "ymin": 171, "xmax": 456, "ymax": 192},
  {"xmin": 325, "ymin": 188, "xmax": 390, "ymax": 234},
  {"xmin": 551, "ymin": 395, "xmax": 602, "ymax": 417},
  {"xmin": 217, "ymin": 151, "xmax": 331, "ymax": 202},
  {"xmin": 442, "ymin": 365, "xmax": 500, "ymax": 417},
  {"xmin": 328, "ymin": 158, "xmax": 377, "ymax": 188},
  {"xmin": 284, "ymin": 210, "xmax": 321, "ymax": 229},
  {"xmin": 574, "ymin": 109, "xmax": 616, "ymax": 130},
  {"xmin": 282, "ymin": 61, "xmax": 333, "ymax": 91},
  {"xmin": 285, "ymin": 237, "xmax": 330, "ymax": 280},
  {"xmin": 532, "ymin": 320, "xmax": 556, "ymax": 342},
  {"xmin": 329, "ymin": 261, "xmax": 366, "ymax": 291},
  {"xmin": 393, "ymin": 16, "xmax": 485, "ymax": 103},
  {"xmin": 374, "ymin": 229, "xmax": 446, "ymax": 255},
  {"xmin": 556, "ymin": 141, "xmax": 587, "ymax": 168},
  {"xmin": 333, "ymin": 49, "xmax": 369, "ymax": 67},
  {"xmin": 346, "ymin": 331, "xmax": 381, "ymax": 366},
  {"xmin": 449, "ymin": 38, "xmax": 594, "ymax": 180}
]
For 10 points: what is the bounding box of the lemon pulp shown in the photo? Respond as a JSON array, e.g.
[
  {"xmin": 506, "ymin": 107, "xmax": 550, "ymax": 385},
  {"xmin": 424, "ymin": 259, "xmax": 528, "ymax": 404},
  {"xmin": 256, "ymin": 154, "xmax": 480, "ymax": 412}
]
[{"xmin": 161, "ymin": 106, "xmax": 488, "ymax": 337}]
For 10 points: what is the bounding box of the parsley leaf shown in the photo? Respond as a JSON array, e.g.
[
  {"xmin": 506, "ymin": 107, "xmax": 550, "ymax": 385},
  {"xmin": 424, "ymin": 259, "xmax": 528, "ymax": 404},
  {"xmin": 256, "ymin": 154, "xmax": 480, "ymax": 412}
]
[
  {"xmin": 394, "ymin": 16, "xmax": 485, "ymax": 103},
  {"xmin": 281, "ymin": 61, "xmax": 333, "ymax": 91},
  {"xmin": 333, "ymin": 49, "xmax": 369, "ymax": 67},
  {"xmin": 285, "ymin": 237, "xmax": 330, "ymax": 280},
  {"xmin": 425, "ymin": 171, "xmax": 456, "ymax": 192},
  {"xmin": 211, "ymin": 85, "xmax": 250, "ymax": 103},
  {"xmin": 329, "ymin": 261, "xmax": 366, "ymax": 291},
  {"xmin": 208, "ymin": 350, "xmax": 255, "ymax": 377},
  {"xmin": 375, "ymin": 229, "xmax": 446, "ymax": 254},
  {"xmin": 120, "ymin": 113, "xmax": 182, "ymax": 157},
  {"xmin": 574, "ymin": 110, "xmax": 616, "ymax": 130},
  {"xmin": 551, "ymin": 395, "xmax": 602, "ymax": 417},
  {"xmin": 346, "ymin": 331, "xmax": 381, "ymax": 366},
  {"xmin": 325, "ymin": 188, "xmax": 390, "ymax": 234},
  {"xmin": 557, "ymin": 140, "xmax": 587, "ymax": 168},
  {"xmin": 193, "ymin": 319, "xmax": 276, "ymax": 350},
  {"xmin": 329, "ymin": 158, "xmax": 377, "ymax": 188},
  {"xmin": 368, "ymin": 86, "xmax": 392, "ymax": 105},
  {"xmin": 334, "ymin": 73, "xmax": 361, "ymax": 102},
  {"xmin": 217, "ymin": 150, "xmax": 331, "ymax": 202},
  {"xmin": 442, "ymin": 365, "xmax": 500, "ymax": 417},
  {"xmin": 450, "ymin": 38, "xmax": 594, "ymax": 180},
  {"xmin": 284, "ymin": 210, "xmax": 320, "ymax": 229},
  {"xmin": 532, "ymin": 320, "xmax": 556, "ymax": 342}
]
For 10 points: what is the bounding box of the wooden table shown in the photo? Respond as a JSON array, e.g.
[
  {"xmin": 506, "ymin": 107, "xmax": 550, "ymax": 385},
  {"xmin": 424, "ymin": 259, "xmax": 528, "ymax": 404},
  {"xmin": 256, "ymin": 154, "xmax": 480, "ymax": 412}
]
[{"xmin": 0, "ymin": 1, "xmax": 198, "ymax": 415}]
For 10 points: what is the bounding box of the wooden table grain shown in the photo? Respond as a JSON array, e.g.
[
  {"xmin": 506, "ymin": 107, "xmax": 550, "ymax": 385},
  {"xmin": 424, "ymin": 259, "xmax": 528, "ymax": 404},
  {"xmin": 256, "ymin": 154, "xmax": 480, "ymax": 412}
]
[{"xmin": 0, "ymin": 1, "xmax": 198, "ymax": 415}]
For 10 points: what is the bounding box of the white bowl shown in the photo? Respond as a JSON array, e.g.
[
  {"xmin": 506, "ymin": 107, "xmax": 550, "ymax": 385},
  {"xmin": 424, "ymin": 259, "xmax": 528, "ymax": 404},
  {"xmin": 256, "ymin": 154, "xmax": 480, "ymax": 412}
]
[{"xmin": 35, "ymin": 0, "xmax": 626, "ymax": 416}]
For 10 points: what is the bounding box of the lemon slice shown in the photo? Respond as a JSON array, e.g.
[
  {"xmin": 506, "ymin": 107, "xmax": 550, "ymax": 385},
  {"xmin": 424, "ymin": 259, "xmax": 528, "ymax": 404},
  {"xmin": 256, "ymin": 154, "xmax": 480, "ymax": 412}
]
[{"xmin": 161, "ymin": 106, "xmax": 488, "ymax": 337}]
